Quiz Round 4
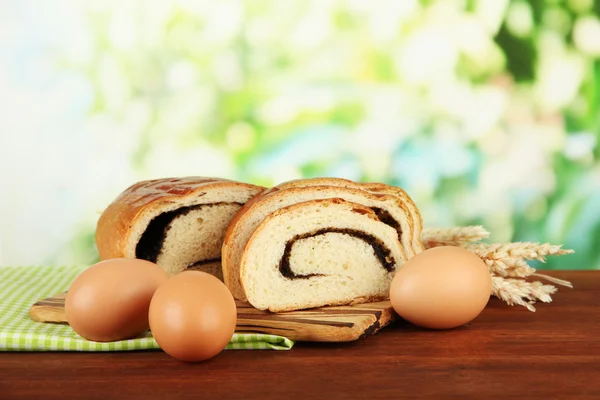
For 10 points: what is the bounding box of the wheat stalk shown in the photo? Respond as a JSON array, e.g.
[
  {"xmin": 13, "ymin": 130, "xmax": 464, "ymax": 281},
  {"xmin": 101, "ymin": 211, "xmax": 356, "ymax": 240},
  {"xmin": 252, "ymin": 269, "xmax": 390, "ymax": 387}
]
[
  {"xmin": 422, "ymin": 226, "xmax": 490, "ymax": 248},
  {"xmin": 531, "ymin": 273, "xmax": 573, "ymax": 288}
]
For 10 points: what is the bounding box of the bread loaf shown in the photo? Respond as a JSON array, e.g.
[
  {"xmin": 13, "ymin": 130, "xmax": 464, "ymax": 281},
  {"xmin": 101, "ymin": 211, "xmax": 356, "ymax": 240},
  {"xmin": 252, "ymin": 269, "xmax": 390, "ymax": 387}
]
[
  {"xmin": 96, "ymin": 177, "xmax": 265, "ymax": 279},
  {"xmin": 222, "ymin": 177, "xmax": 424, "ymax": 304},
  {"xmin": 239, "ymin": 198, "xmax": 407, "ymax": 312}
]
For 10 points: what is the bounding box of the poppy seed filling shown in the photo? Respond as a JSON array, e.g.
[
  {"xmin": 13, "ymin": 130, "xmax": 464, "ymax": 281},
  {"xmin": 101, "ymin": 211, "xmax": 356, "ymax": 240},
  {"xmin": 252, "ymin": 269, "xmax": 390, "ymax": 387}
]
[{"xmin": 135, "ymin": 202, "xmax": 242, "ymax": 263}]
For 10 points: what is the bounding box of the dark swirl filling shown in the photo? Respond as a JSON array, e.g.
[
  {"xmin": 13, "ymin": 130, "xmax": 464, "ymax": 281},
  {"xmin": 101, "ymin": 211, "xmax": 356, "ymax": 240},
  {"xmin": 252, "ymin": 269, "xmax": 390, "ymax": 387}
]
[
  {"xmin": 371, "ymin": 207, "xmax": 403, "ymax": 242},
  {"xmin": 135, "ymin": 202, "xmax": 242, "ymax": 263},
  {"xmin": 279, "ymin": 228, "xmax": 396, "ymax": 280}
]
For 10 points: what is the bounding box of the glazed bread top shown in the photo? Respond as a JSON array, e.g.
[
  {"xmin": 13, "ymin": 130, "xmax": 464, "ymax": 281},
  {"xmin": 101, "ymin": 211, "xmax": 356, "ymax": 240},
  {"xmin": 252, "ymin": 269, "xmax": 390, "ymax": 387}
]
[{"xmin": 96, "ymin": 177, "xmax": 265, "ymax": 262}]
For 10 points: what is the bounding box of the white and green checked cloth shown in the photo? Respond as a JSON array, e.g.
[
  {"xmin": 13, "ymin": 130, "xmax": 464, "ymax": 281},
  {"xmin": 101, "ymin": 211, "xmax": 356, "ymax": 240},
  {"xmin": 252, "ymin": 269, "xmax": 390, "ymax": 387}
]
[{"xmin": 0, "ymin": 265, "xmax": 294, "ymax": 351}]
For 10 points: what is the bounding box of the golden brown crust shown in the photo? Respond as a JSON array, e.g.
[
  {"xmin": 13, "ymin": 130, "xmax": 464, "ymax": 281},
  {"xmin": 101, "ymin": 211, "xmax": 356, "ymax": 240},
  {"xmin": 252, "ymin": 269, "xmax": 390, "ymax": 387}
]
[
  {"xmin": 259, "ymin": 177, "xmax": 358, "ymax": 199},
  {"xmin": 96, "ymin": 177, "xmax": 265, "ymax": 262},
  {"xmin": 360, "ymin": 183, "xmax": 425, "ymax": 253},
  {"xmin": 221, "ymin": 188, "xmax": 268, "ymax": 289}
]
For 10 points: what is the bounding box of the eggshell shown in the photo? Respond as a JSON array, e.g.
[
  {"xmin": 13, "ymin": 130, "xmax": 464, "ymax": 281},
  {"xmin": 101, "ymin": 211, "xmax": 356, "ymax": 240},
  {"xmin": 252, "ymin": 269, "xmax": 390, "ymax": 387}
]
[
  {"xmin": 149, "ymin": 271, "xmax": 237, "ymax": 362},
  {"xmin": 65, "ymin": 258, "xmax": 168, "ymax": 342},
  {"xmin": 390, "ymin": 246, "xmax": 492, "ymax": 329}
]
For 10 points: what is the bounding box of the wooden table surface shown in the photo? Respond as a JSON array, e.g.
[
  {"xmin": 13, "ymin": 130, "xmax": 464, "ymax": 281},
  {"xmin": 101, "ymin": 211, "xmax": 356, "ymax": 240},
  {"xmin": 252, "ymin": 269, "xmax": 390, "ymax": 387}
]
[{"xmin": 1, "ymin": 270, "xmax": 598, "ymax": 400}]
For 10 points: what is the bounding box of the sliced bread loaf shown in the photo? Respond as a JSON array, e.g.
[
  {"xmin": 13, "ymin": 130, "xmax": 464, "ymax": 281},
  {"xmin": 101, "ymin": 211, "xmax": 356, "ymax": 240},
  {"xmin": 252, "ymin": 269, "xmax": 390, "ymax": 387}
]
[
  {"xmin": 95, "ymin": 177, "xmax": 265, "ymax": 279},
  {"xmin": 240, "ymin": 198, "xmax": 406, "ymax": 312},
  {"xmin": 222, "ymin": 177, "xmax": 423, "ymax": 301}
]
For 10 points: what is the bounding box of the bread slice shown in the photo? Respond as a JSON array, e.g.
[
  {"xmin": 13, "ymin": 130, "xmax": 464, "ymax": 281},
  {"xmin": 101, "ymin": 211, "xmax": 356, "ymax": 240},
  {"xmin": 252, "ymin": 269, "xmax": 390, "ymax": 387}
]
[
  {"xmin": 240, "ymin": 198, "xmax": 406, "ymax": 312},
  {"xmin": 222, "ymin": 177, "xmax": 423, "ymax": 300},
  {"xmin": 95, "ymin": 177, "xmax": 265, "ymax": 279}
]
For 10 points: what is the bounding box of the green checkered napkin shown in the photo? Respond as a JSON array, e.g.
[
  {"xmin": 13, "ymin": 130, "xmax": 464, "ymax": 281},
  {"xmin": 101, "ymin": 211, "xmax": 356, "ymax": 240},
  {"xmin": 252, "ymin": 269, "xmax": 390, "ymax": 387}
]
[{"xmin": 0, "ymin": 265, "xmax": 293, "ymax": 351}]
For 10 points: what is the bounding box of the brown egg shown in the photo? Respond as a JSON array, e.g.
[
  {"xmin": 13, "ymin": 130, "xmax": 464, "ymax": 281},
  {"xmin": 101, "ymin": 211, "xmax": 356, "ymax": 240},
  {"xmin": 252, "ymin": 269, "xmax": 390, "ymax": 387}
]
[
  {"xmin": 149, "ymin": 271, "xmax": 237, "ymax": 362},
  {"xmin": 390, "ymin": 246, "xmax": 492, "ymax": 329},
  {"xmin": 65, "ymin": 258, "xmax": 168, "ymax": 342}
]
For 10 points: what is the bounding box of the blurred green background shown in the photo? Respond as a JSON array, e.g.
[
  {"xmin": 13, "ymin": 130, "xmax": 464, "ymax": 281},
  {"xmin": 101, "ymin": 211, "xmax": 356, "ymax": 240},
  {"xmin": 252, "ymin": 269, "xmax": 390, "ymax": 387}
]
[{"xmin": 0, "ymin": 0, "xmax": 598, "ymax": 269}]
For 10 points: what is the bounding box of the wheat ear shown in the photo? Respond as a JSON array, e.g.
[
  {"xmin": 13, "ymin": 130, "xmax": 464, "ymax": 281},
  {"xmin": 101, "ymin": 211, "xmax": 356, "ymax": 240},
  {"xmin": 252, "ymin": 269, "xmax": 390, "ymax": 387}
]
[
  {"xmin": 465, "ymin": 242, "xmax": 574, "ymax": 279},
  {"xmin": 491, "ymin": 277, "xmax": 558, "ymax": 312},
  {"xmin": 465, "ymin": 242, "xmax": 574, "ymax": 262}
]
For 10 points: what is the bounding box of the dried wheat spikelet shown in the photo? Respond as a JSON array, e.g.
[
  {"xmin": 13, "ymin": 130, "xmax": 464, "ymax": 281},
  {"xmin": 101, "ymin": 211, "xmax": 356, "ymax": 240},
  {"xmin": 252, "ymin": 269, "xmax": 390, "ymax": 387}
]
[
  {"xmin": 491, "ymin": 277, "xmax": 558, "ymax": 312},
  {"xmin": 464, "ymin": 242, "xmax": 574, "ymax": 263},
  {"xmin": 422, "ymin": 226, "xmax": 489, "ymax": 248},
  {"xmin": 480, "ymin": 257, "xmax": 535, "ymax": 278}
]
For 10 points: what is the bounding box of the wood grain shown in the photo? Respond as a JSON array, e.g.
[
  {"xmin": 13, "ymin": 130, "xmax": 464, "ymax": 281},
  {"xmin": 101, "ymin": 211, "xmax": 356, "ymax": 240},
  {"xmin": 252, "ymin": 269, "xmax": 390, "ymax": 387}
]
[
  {"xmin": 29, "ymin": 293, "xmax": 397, "ymax": 342},
  {"xmin": 3, "ymin": 270, "xmax": 599, "ymax": 400}
]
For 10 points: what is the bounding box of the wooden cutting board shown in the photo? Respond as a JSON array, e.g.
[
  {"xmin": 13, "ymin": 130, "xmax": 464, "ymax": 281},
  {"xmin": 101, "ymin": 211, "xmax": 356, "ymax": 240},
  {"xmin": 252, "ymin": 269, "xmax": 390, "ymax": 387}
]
[{"xmin": 29, "ymin": 293, "xmax": 398, "ymax": 342}]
